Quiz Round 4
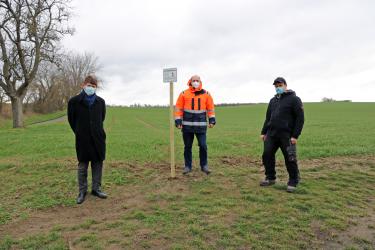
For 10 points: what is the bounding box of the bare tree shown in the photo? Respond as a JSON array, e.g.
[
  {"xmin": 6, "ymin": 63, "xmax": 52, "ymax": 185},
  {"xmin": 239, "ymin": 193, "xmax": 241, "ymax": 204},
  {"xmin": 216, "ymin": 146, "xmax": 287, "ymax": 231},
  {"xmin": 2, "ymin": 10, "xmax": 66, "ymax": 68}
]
[
  {"xmin": 28, "ymin": 51, "xmax": 100, "ymax": 113},
  {"xmin": 0, "ymin": 0, "xmax": 73, "ymax": 128},
  {"xmin": 26, "ymin": 60, "xmax": 59, "ymax": 112},
  {"xmin": 59, "ymin": 51, "xmax": 100, "ymax": 104},
  {"xmin": 321, "ymin": 97, "xmax": 335, "ymax": 102},
  {"xmin": 0, "ymin": 86, "xmax": 8, "ymax": 114}
]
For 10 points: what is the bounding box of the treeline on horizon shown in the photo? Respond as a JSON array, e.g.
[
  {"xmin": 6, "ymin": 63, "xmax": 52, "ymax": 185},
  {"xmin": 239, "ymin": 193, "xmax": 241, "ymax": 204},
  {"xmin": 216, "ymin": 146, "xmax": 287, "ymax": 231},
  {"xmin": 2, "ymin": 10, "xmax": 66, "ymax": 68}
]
[{"xmin": 108, "ymin": 99, "xmax": 353, "ymax": 108}]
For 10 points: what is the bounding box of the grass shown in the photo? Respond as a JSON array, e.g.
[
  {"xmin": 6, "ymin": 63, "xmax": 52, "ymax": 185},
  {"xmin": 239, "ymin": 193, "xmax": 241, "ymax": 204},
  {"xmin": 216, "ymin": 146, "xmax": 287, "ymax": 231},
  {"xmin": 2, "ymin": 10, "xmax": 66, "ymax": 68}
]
[
  {"xmin": 1, "ymin": 103, "xmax": 374, "ymax": 162},
  {"xmin": 0, "ymin": 231, "xmax": 67, "ymax": 250},
  {"xmin": 0, "ymin": 109, "xmax": 66, "ymax": 129},
  {"xmin": 0, "ymin": 102, "xmax": 374, "ymax": 249}
]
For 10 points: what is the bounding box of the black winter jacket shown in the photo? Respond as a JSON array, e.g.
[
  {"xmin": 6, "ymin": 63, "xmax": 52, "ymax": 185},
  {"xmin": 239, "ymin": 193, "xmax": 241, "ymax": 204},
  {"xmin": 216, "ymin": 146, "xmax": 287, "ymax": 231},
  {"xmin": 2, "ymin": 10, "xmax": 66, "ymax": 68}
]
[
  {"xmin": 68, "ymin": 92, "xmax": 106, "ymax": 162},
  {"xmin": 261, "ymin": 90, "xmax": 304, "ymax": 139}
]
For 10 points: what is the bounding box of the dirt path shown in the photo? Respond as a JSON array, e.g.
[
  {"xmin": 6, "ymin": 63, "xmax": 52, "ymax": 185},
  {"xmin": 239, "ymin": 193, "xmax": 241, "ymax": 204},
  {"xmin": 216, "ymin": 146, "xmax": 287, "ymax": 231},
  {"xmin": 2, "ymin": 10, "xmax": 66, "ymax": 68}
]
[{"xmin": 29, "ymin": 115, "xmax": 67, "ymax": 126}]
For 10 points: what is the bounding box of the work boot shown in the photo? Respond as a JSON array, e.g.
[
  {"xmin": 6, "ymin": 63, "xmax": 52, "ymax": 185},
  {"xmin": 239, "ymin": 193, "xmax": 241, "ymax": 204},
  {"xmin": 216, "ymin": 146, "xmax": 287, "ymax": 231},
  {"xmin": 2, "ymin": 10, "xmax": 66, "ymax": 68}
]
[
  {"xmin": 183, "ymin": 166, "xmax": 192, "ymax": 175},
  {"xmin": 201, "ymin": 165, "xmax": 211, "ymax": 175},
  {"xmin": 91, "ymin": 189, "xmax": 108, "ymax": 199},
  {"xmin": 76, "ymin": 191, "xmax": 87, "ymax": 204},
  {"xmin": 259, "ymin": 178, "xmax": 276, "ymax": 186}
]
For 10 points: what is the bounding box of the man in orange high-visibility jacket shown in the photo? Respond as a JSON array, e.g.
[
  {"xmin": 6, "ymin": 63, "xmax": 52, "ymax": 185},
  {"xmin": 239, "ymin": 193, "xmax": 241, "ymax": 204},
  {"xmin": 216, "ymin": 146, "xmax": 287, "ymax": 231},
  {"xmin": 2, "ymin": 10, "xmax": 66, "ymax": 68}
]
[{"xmin": 175, "ymin": 75, "xmax": 216, "ymax": 175}]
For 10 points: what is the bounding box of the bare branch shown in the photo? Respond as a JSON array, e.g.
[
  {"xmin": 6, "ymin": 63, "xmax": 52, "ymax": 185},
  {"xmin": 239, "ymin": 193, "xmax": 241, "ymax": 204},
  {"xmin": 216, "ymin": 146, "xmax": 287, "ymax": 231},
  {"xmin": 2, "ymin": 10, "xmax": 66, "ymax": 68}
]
[{"xmin": 0, "ymin": 0, "xmax": 74, "ymax": 127}]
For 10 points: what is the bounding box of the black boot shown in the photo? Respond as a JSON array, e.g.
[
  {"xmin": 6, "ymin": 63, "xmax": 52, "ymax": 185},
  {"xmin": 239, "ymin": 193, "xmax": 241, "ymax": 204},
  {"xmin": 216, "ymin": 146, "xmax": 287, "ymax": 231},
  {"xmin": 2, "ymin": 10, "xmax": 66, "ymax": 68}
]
[
  {"xmin": 76, "ymin": 191, "xmax": 87, "ymax": 204},
  {"xmin": 91, "ymin": 189, "xmax": 108, "ymax": 199}
]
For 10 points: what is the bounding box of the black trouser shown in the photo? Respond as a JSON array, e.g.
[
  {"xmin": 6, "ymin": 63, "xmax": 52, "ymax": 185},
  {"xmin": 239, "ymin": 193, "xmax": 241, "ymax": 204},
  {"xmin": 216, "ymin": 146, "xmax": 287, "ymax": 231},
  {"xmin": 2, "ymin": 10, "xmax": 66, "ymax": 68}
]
[
  {"xmin": 78, "ymin": 161, "xmax": 103, "ymax": 193},
  {"xmin": 182, "ymin": 132, "xmax": 207, "ymax": 169},
  {"xmin": 262, "ymin": 135, "xmax": 300, "ymax": 182}
]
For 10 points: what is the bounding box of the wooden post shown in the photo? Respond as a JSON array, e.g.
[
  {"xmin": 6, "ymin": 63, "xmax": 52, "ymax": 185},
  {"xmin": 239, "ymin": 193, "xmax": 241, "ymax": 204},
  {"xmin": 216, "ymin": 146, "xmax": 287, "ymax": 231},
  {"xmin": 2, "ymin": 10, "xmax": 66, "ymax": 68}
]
[{"xmin": 169, "ymin": 81, "xmax": 176, "ymax": 178}]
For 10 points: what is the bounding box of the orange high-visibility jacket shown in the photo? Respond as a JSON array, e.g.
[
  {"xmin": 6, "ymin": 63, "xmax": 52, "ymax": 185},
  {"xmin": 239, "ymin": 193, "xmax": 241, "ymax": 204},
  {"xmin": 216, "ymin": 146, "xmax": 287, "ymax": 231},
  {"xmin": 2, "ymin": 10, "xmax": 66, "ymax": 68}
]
[{"xmin": 175, "ymin": 78, "xmax": 216, "ymax": 133}]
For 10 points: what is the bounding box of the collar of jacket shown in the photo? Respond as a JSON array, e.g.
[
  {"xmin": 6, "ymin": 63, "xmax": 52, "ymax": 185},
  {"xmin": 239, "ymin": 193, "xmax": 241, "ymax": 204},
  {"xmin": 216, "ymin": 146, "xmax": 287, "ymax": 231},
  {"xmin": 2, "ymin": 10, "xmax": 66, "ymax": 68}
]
[
  {"xmin": 275, "ymin": 89, "xmax": 295, "ymax": 98},
  {"xmin": 78, "ymin": 91, "xmax": 97, "ymax": 106},
  {"xmin": 188, "ymin": 84, "xmax": 203, "ymax": 93}
]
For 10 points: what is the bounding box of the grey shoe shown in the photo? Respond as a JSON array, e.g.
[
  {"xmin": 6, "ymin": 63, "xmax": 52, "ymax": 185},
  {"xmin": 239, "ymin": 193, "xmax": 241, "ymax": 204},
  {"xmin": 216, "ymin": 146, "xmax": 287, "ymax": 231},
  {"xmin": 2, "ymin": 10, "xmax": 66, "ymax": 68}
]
[
  {"xmin": 286, "ymin": 185, "xmax": 297, "ymax": 193},
  {"xmin": 183, "ymin": 167, "xmax": 192, "ymax": 175},
  {"xmin": 286, "ymin": 180, "xmax": 298, "ymax": 193},
  {"xmin": 201, "ymin": 165, "xmax": 211, "ymax": 175},
  {"xmin": 259, "ymin": 179, "xmax": 276, "ymax": 186}
]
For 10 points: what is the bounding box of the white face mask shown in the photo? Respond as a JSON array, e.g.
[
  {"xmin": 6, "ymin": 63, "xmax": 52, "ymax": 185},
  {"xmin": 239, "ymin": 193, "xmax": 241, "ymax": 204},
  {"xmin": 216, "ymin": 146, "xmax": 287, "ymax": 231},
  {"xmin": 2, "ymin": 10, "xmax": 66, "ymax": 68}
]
[{"xmin": 191, "ymin": 81, "xmax": 200, "ymax": 88}]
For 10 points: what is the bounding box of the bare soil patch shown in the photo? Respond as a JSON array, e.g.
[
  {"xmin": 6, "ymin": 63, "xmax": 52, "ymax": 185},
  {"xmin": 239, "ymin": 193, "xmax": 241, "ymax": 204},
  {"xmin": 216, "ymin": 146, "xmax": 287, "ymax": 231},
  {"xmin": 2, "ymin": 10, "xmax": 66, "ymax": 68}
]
[{"xmin": 1, "ymin": 155, "xmax": 374, "ymax": 249}]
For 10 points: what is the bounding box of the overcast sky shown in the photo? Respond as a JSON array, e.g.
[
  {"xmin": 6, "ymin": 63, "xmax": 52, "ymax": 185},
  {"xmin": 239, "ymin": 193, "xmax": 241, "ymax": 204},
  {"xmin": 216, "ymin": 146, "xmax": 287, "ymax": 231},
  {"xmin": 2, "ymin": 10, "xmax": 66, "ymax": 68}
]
[{"xmin": 63, "ymin": 0, "xmax": 375, "ymax": 105}]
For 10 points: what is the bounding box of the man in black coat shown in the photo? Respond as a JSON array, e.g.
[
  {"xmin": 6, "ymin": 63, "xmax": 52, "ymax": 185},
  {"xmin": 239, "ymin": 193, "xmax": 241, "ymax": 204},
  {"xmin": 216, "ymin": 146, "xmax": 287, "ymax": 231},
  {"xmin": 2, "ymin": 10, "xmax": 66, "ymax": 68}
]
[
  {"xmin": 68, "ymin": 75, "xmax": 108, "ymax": 204},
  {"xmin": 260, "ymin": 77, "xmax": 305, "ymax": 192}
]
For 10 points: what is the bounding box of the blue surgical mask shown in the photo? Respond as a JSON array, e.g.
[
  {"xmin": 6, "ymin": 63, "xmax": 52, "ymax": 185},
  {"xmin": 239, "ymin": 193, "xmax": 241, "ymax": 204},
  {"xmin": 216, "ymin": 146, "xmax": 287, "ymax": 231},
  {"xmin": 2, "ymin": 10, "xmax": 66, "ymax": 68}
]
[
  {"xmin": 84, "ymin": 86, "xmax": 96, "ymax": 96},
  {"xmin": 276, "ymin": 87, "xmax": 285, "ymax": 95}
]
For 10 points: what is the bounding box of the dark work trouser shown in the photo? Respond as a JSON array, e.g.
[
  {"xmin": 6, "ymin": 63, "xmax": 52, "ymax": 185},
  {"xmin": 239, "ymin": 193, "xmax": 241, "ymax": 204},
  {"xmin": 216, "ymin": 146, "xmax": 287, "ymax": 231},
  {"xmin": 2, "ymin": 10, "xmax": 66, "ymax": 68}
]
[
  {"xmin": 182, "ymin": 132, "xmax": 207, "ymax": 169},
  {"xmin": 78, "ymin": 161, "xmax": 103, "ymax": 193},
  {"xmin": 262, "ymin": 135, "xmax": 300, "ymax": 182}
]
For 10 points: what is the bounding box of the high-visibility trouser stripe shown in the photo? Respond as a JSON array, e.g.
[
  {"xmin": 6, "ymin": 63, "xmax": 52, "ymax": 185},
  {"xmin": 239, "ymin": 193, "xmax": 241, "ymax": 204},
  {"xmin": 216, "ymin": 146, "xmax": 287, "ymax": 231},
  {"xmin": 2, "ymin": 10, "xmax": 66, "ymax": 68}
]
[
  {"xmin": 182, "ymin": 121, "xmax": 207, "ymax": 126},
  {"xmin": 184, "ymin": 109, "xmax": 206, "ymax": 114},
  {"xmin": 175, "ymin": 116, "xmax": 182, "ymax": 119},
  {"xmin": 208, "ymin": 115, "xmax": 215, "ymax": 118}
]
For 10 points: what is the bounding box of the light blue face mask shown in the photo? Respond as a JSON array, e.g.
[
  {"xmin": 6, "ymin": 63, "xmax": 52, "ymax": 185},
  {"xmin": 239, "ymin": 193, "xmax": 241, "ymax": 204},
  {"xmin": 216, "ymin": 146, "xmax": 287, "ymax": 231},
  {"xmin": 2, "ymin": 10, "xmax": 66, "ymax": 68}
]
[
  {"xmin": 275, "ymin": 87, "xmax": 285, "ymax": 95},
  {"xmin": 84, "ymin": 86, "xmax": 96, "ymax": 96}
]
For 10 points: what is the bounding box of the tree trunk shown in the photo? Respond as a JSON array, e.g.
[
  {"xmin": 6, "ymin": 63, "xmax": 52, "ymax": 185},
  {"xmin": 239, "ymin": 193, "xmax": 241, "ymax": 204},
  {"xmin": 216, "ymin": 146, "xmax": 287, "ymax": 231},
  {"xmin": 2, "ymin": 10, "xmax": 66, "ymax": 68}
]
[{"xmin": 10, "ymin": 96, "xmax": 24, "ymax": 128}]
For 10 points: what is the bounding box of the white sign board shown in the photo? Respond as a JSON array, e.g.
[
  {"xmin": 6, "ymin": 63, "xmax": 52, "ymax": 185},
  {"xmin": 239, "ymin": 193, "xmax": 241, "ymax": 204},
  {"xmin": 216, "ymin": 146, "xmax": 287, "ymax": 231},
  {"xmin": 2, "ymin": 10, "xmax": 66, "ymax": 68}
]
[{"xmin": 163, "ymin": 68, "xmax": 177, "ymax": 83}]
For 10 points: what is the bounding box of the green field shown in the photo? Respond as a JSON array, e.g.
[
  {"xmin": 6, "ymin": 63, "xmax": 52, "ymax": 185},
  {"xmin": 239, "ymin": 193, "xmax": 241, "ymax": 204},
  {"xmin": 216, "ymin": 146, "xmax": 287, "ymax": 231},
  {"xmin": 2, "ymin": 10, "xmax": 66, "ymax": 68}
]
[{"xmin": 0, "ymin": 102, "xmax": 374, "ymax": 249}]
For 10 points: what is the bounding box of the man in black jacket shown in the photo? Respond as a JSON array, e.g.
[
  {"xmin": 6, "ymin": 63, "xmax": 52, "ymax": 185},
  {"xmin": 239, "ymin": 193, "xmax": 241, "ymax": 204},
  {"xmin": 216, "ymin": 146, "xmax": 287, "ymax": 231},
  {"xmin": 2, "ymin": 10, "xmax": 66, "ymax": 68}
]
[
  {"xmin": 68, "ymin": 75, "xmax": 108, "ymax": 204},
  {"xmin": 260, "ymin": 77, "xmax": 305, "ymax": 192}
]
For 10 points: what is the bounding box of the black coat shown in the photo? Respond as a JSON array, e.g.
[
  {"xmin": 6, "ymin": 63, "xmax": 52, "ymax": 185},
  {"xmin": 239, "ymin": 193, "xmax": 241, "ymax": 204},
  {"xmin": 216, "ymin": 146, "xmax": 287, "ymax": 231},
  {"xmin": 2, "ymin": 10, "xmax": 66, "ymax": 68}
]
[
  {"xmin": 68, "ymin": 92, "xmax": 106, "ymax": 162},
  {"xmin": 261, "ymin": 90, "xmax": 304, "ymax": 139}
]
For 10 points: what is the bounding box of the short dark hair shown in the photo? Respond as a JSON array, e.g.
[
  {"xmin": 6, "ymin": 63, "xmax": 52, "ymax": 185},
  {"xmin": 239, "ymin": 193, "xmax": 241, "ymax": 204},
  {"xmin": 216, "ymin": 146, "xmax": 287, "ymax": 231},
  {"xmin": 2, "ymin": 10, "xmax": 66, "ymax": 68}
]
[
  {"xmin": 273, "ymin": 77, "xmax": 287, "ymax": 85},
  {"xmin": 84, "ymin": 75, "xmax": 98, "ymax": 86}
]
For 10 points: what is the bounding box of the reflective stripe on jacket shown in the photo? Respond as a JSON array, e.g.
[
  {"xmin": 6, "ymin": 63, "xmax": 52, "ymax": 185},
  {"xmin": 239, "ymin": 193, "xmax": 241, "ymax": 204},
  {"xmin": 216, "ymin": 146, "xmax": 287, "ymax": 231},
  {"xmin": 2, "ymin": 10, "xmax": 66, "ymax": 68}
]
[{"xmin": 175, "ymin": 81, "xmax": 216, "ymax": 133}]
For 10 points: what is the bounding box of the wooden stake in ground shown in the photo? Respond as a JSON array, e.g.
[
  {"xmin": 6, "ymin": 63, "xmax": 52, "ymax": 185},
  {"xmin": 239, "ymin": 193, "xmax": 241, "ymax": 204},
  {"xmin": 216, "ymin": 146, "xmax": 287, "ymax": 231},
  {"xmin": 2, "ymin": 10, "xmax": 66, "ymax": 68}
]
[
  {"xmin": 169, "ymin": 80, "xmax": 175, "ymax": 178},
  {"xmin": 163, "ymin": 68, "xmax": 177, "ymax": 178}
]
